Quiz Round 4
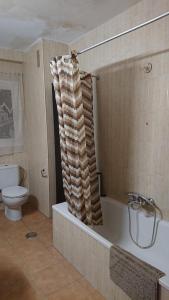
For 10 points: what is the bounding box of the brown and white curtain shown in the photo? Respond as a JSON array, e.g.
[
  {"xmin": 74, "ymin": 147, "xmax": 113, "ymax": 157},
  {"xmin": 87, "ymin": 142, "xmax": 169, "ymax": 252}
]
[{"xmin": 50, "ymin": 52, "xmax": 102, "ymax": 225}]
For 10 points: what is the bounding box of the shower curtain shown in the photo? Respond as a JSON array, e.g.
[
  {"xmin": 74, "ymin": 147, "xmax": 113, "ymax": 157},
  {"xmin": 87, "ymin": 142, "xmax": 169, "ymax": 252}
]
[{"xmin": 50, "ymin": 52, "xmax": 102, "ymax": 225}]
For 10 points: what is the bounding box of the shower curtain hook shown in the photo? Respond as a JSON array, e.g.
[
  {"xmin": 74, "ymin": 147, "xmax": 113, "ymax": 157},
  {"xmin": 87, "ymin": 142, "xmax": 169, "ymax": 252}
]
[
  {"xmin": 144, "ymin": 63, "xmax": 152, "ymax": 73},
  {"xmin": 71, "ymin": 50, "xmax": 78, "ymax": 63}
]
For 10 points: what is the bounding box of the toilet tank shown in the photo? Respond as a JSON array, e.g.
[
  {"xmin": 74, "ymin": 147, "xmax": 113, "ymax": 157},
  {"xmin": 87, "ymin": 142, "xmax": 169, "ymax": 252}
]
[{"xmin": 0, "ymin": 164, "xmax": 20, "ymax": 190}]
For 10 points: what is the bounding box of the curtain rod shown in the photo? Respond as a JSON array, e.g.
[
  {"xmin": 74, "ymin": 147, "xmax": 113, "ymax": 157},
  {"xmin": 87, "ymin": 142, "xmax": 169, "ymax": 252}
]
[{"xmin": 77, "ymin": 11, "xmax": 169, "ymax": 55}]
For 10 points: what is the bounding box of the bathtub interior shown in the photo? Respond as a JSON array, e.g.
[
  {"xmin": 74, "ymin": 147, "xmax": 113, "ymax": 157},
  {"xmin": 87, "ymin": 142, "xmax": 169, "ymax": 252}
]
[
  {"xmin": 94, "ymin": 197, "xmax": 162, "ymax": 247},
  {"xmin": 93, "ymin": 197, "xmax": 169, "ymax": 290}
]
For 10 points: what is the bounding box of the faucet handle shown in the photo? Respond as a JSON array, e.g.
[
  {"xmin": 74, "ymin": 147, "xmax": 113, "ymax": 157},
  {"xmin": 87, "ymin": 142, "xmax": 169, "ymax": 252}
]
[
  {"xmin": 148, "ymin": 198, "xmax": 155, "ymax": 205},
  {"xmin": 128, "ymin": 192, "xmax": 138, "ymax": 197},
  {"xmin": 128, "ymin": 192, "xmax": 139, "ymax": 202}
]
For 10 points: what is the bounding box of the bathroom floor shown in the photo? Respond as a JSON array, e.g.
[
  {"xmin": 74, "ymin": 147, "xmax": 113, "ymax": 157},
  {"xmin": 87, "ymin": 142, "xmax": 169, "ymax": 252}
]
[{"xmin": 0, "ymin": 203, "xmax": 105, "ymax": 300}]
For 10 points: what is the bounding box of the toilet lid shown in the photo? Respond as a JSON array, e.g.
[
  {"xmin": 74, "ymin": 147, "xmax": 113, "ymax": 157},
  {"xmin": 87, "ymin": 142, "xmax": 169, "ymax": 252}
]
[{"xmin": 2, "ymin": 186, "xmax": 28, "ymax": 198}]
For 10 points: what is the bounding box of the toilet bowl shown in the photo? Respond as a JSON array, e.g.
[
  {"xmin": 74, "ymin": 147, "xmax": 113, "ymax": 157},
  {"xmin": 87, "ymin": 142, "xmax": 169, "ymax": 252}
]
[{"xmin": 2, "ymin": 186, "xmax": 29, "ymax": 221}]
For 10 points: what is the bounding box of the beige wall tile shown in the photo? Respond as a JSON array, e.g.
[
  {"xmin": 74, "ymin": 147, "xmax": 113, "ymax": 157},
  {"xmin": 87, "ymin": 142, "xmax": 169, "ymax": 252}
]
[
  {"xmin": 42, "ymin": 39, "xmax": 68, "ymax": 212},
  {"xmin": 24, "ymin": 40, "xmax": 50, "ymax": 216},
  {"xmin": 70, "ymin": 0, "xmax": 169, "ymax": 221},
  {"xmin": 24, "ymin": 40, "xmax": 69, "ymax": 216},
  {"xmin": 95, "ymin": 52, "xmax": 169, "ymax": 220}
]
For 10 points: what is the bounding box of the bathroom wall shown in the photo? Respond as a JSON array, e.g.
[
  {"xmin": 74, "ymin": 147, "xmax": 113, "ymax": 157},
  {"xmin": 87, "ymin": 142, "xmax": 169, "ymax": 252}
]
[
  {"xmin": 24, "ymin": 39, "xmax": 68, "ymax": 217},
  {"xmin": 24, "ymin": 40, "xmax": 48, "ymax": 214},
  {"xmin": 42, "ymin": 40, "xmax": 69, "ymax": 214},
  {"xmin": 0, "ymin": 48, "xmax": 24, "ymax": 62},
  {"xmin": 70, "ymin": 0, "xmax": 169, "ymax": 220},
  {"xmin": 96, "ymin": 53, "xmax": 169, "ymax": 221},
  {"xmin": 0, "ymin": 41, "xmax": 69, "ymax": 216},
  {"xmin": 0, "ymin": 49, "xmax": 28, "ymax": 186}
]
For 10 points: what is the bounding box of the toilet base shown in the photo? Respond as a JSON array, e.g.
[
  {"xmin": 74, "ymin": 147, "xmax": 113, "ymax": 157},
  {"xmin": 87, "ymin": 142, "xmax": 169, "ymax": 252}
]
[{"xmin": 5, "ymin": 206, "xmax": 22, "ymax": 221}]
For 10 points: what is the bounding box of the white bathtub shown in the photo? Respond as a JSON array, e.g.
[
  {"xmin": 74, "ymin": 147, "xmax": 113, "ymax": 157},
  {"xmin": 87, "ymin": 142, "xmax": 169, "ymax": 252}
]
[{"xmin": 53, "ymin": 197, "xmax": 169, "ymax": 300}]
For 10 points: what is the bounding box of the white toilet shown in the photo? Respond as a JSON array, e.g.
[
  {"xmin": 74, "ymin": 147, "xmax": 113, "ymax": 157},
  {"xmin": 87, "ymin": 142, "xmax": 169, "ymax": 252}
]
[{"xmin": 0, "ymin": 164, "xmax": 29, "ymax": 221}]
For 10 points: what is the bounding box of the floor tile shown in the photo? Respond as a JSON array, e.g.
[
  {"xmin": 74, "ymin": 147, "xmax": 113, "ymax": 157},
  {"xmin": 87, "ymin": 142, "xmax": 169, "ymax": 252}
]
[
  {"xmin": 30, "ymin": 261, "xmax": 82, "ymax": 296},
  {"xmin": 0, "ymin": 257, "xmax": 30, "ymax": 299},
  {"xmin": 23, "ymin": 210, "xmax": 48, "ymax": 229},
  {"xmin": 4, "ymin": 288, "xmax": 45, "ymax": 300},
  {"xmin": 0, "ymin": 208, "xmax": 105, "ymax": 300},
  {"xmin": 47, "ymin": 280, "xmax": 105, "ymax": 300},
  {"xmin": 4, "ymin": 282, "xmax": 46, "ymax": 300},
  {"xmin": 47, "ymin": 246, "xmax": 66, "ymax": 262},
  {"xmin": 17, "ymin": 246, "xmax": 57, "ymax": 275}
]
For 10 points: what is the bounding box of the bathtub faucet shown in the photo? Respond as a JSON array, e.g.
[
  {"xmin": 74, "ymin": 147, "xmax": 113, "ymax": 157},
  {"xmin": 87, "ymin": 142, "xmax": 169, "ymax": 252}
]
[
  {"xmin": 127, "ymin": 192, "xmax": 162, "ymax": 249},
  {"xmin": 128, "ymin": 192, "xmax": 155, "ymax": 208}
]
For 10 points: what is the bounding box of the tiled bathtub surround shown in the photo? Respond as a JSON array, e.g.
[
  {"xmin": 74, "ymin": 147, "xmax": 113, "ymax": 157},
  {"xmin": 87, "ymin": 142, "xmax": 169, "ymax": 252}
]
[
  {"xmin": 70, "ymin": 0, "xmax": 169, "ymax": 222},
  {"xmin": 0, "ymin": 203, "xmax": 105, "ymax": 300},
  {"xmin": 96, "ymin": 51, "xmax": 169, "ymax": 221},
  {"xmin": 53, "ymin": 199, "xmax": 169, "ymax": 300}
]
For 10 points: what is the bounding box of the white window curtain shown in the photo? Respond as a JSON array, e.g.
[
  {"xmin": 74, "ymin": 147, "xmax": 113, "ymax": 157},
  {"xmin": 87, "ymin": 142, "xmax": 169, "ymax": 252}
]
[{"xmin": 0, "ymin": 72, "xmax": 24, "ymax": 156}]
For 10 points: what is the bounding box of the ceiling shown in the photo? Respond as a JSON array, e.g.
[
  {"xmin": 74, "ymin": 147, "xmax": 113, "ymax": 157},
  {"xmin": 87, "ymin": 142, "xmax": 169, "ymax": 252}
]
[{"xmin": 0, "ymin": 0, "xmax": 141, "ymax": 51}]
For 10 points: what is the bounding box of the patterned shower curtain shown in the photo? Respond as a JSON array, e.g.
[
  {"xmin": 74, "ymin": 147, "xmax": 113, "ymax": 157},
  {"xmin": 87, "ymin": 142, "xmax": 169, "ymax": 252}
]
[{"xmin": 50, "ymin": 52, "xmax": 102, "ymax": 225}]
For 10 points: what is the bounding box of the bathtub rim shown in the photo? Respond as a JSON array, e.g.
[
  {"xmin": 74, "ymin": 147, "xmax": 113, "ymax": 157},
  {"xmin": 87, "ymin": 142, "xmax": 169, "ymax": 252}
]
[{"xmin": 53, "ymin": 201, "xmax": 112, "ymax": 249}]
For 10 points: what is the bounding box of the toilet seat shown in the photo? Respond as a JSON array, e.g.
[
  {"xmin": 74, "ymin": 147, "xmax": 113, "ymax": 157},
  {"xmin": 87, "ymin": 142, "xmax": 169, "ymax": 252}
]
[{"xmin": 2, "ymin": 186, "xmax": 28, "ymax": 198}]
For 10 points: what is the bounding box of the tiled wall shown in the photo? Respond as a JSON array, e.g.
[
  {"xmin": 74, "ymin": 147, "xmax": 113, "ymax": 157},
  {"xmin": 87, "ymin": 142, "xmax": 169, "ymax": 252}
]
[
  {"xmin": 24, "ymin": 40, "xmax": 50, "ymax": 215},
  {"xmin": 96, "ymin": 52, "xmax": 169, "ymax": 220},
  {"xmin": 71, "ymin": 0, "xmax": 169, "ymax": 72},
  {"xmin": 0, "ymin": 40, "xmax": 68, "ymax": 216},
  {"xmin": 24, "ymin": 40, "xmax": 69, "ymax": 217},
  {"xmin": 71, "ymin": 0, "xmax": 169, "ymax": 220},
  {"xmin": 42, "ymin": 40, "xmax": 69, "ymax": 212}
]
